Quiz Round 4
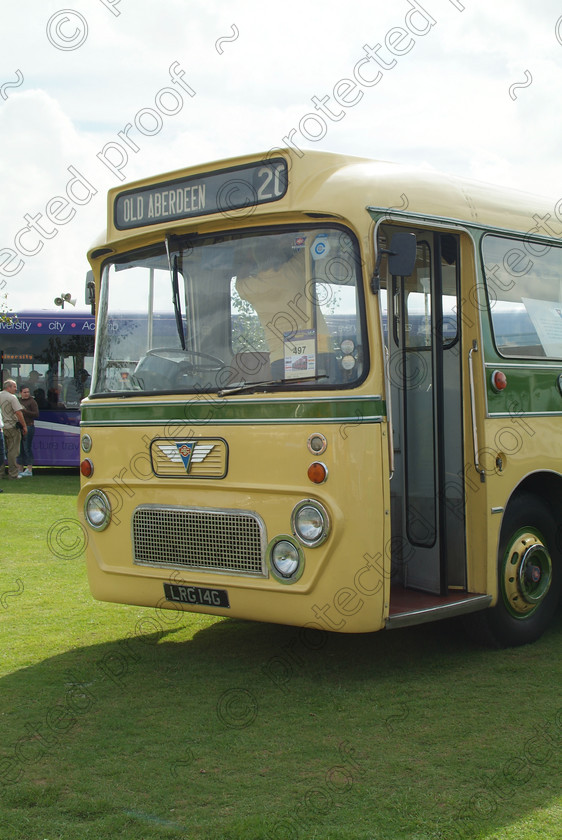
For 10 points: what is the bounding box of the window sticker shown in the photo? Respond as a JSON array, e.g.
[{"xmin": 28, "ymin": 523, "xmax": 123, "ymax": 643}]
[
  {"xmin": 311, "ymin": 234, "xmax": 330, "ymax": 260},
  {"xmin": 284, "ymin": 329, "xmax": 317, "ymax": 379},
  {"xmin": 522, "ymin": 297, "xmax": 562, "ymax": 358}
]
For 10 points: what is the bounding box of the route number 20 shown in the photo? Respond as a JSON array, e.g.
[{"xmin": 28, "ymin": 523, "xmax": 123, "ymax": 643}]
[{"xmin": 257, "ymin": 164, "xmax": 286, "ymax": 201}]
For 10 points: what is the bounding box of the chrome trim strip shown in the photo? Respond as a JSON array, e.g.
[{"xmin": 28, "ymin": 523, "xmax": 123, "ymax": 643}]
[
  {"xmin": 484, "ymin": 362, "xmax": 561, "ymax": 370},
  {"xmin": 369, "ymin": 207, "xmax": 475, "ymax": 233},
  {"xmin": 488, "ymin": 411, "xmax": 562, "ymax": 418},
  {"xmin": 383, "ymin": 345, "xmax": 394, "ymax": 479},
  {"xmin": 367, "ymin": 206, "xmax": 562, "ymax": 246},
  {"xmin": 84, "ymin": 394, "xmax": 383, "ymax": 409},
  {"xmin": 82, "ymin": 415, "xmax": 385, "ymax": 427}
]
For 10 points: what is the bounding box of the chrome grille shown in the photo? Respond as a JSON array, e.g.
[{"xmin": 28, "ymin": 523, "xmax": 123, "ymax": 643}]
[{"xmin": 132, "ymin": 505, "xmax": 267, "ymax": 576}]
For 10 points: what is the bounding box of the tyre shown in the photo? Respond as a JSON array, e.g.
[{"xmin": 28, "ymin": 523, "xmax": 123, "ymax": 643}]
[{"xmin": 465, "ymin": 493, "xmax": 561, "ymax": 647}]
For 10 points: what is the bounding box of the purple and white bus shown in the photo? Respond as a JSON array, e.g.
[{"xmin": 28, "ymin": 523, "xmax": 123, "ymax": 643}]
[{"xmin": 0, "ymin": 311, "xmax": 95, "ymax": 466}]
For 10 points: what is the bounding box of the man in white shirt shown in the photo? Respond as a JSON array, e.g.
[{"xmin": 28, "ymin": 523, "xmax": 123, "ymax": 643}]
[
  {"xmin": 0, "ymin": 380, "xmax": 27, "ymax": 479},
  {"xmin": 0, "ymin": 409, "xmax": 4, "ymax": 491},
  {"xmin": 235, "ymin": 237, "xmax": 330, "ymax": 378}
]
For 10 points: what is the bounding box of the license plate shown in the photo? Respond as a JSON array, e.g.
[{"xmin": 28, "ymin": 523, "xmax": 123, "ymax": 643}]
[{"xmin": 163, "ymin": 582, "xmax": 230, "ymax": 609}]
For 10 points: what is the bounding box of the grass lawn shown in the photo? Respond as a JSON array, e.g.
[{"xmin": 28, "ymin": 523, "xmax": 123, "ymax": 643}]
[{"xmin": 0, "ymin": 470, "xmax": 561, "ymax": 839}]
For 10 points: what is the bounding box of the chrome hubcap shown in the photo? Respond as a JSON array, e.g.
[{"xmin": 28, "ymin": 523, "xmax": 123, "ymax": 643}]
[{"xmin": 502, "ymin": 530, "xmax": 552, "ymax": 618}]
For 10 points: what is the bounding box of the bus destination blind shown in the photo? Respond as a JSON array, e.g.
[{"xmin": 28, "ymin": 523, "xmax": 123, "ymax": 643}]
[{"xmin": 114, "ymin": 158, "xmax": 288, "ymax": 230}]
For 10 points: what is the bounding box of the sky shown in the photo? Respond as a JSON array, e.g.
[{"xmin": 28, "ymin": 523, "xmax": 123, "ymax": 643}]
[{"xmin": 1, "ymin": 0, "xmax": 562, "ymax": 313}]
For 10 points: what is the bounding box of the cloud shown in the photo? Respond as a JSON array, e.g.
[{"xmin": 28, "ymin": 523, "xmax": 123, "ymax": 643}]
[
  {"xmin": 1, "ymin": 0, "xmax": 562, "ymax": 311},
  {"xmin": 0, "ymin": 90, "xmax": 105, "ymax": 310}
]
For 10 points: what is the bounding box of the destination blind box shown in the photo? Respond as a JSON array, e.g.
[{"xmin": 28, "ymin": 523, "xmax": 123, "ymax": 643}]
[{"xmin": 114, "ymin": 158, "xmax": 289, "ymax": 229}]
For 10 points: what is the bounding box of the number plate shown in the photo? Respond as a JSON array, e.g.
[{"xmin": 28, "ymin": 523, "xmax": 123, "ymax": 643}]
[{"xmin": 163, "ymin": 582, "xmax": 230, "ymax": 608}]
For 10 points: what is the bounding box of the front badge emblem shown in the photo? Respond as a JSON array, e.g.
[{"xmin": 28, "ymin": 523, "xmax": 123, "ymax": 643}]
[
  {"xmin": 157, "ymin": 441, "xmax": 215, "ymax": 474},
  {"xmin": 176, "ymin": 442, "xmax": 195, "ymax": 471}
]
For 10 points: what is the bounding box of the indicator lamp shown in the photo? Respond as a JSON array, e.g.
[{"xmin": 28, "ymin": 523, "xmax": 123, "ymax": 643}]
[
  {"xmin": 80, "ymin": 459, "xmax": 94, "ymax": 478},
  {"xmin": 307, "ymin": 461, "xmax": 328, "ymax": 484},
  {"xmin": 491, "ymin": 370, "xmax": 507, "ymax": 392}
]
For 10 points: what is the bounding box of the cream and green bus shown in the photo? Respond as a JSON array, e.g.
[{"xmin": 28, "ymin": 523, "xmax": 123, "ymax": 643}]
[{"xmin": 78, "ymin": 149, "xmax": 562, "ymax": 646}]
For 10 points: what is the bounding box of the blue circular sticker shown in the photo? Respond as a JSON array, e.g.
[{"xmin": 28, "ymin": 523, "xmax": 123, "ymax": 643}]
[{"xmin": 311, "ymin": 234, "xmax": 330, "ymax": 260}]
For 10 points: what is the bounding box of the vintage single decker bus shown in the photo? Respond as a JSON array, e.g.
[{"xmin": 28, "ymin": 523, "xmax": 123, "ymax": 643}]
[{"xmin": 78, "ymin": 149, "xmax": 562, "ymax": 646}]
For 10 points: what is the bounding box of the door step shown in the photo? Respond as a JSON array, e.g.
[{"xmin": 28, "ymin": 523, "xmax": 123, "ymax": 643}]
[{"xmin": 386, "ymin": 587, "xmax": 491, "ymax": 629}]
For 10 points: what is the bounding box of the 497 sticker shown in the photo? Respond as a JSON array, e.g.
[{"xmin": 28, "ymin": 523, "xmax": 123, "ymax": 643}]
[{"xmin": 163, "ymin": 582, "xmax": 230, "ymax": 608}]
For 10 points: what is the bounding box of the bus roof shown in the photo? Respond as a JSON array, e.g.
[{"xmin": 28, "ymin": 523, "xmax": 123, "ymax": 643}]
[{"xmin": 92, "ymin": 149, "xmax": 559, "ymax": 253}]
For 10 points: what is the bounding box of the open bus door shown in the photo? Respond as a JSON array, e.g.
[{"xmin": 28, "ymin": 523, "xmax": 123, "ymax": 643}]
[{"xmin": 379, "ymin": 228, "xmax": 484, "ymax": 623}]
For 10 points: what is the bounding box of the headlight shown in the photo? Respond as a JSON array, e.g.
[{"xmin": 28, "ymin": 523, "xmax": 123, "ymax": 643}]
[
  {"xmin": 292, "ymin": 500, "xmax": 330, "ymax": 547},
  {"xmin": 84, "ymin": 489, "xmax": 111, "ymax": 531},
  {"xmin": 268, "ymin": 536, "xmax": 304, "ymax": 583}
]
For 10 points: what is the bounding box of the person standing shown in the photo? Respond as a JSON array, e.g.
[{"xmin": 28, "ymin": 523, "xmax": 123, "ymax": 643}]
[
  {"xmin": 0, "ymin": 380, "xmax": 27, "ymax": 480},
  {"xmin": 0, "ymin": 408, "xmax": 5, "ymax": 491},
  {"xmin": 18, "ymin": 386, "xmax": 39, "ymax": 476}
]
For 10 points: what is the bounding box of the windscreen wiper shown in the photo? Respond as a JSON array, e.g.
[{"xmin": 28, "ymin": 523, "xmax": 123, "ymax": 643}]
[
  {"xmin": 165, "ymin": 237, "xmax": 186, "ymax": 351},
  {"xmin": 218, "ymin": 374, "xmax": 327, "ymax": 396}
]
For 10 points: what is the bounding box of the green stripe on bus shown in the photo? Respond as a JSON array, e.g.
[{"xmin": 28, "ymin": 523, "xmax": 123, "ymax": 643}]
[
  {"xmin": 81, "ymin": 396, "xmax": 386, "ymax": 425},
  {"xmin": 485, "ymin": 365, "xmax": 562, "ymax": 414}
]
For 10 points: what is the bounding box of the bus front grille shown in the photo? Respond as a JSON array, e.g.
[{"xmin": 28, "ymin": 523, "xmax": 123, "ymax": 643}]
[{"xmin": 132, "ymin": 505, "xmax": 267, "ymax": 577}]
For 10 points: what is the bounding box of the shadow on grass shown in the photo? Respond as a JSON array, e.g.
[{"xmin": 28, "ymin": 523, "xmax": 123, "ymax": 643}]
[
  {"xmin": 0, "ymin": 609, "xmax": 561, "ymax": 838},
  {"xmin": 1, "ymin": 469, "xmax": 79, "ymax": 496}
]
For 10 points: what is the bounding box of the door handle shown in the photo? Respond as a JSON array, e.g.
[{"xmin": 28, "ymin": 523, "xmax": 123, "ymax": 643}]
[{"xmin": 468, "ymin": 340, "xmax": 486, "ymax": 483}]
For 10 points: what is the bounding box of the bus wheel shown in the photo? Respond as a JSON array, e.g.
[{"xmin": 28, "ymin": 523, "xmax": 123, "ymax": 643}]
[{"xmin": 468, "ymin": 495, "xmax": 561, "ymax": 647}]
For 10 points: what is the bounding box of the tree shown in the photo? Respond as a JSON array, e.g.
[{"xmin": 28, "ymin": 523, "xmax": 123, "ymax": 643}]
[{"xmin": 0, "ymin": 293, "xmax": 15, "ymax": 326}]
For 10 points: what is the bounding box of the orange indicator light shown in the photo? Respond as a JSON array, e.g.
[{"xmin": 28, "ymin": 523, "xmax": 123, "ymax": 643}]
[
  {"xmin": 80, "ymin": 459, "xmax": 94, "ymax": 478},
  {"xmin": 307, "ymin": 461, "xmax": 328, "ymax": 483}
]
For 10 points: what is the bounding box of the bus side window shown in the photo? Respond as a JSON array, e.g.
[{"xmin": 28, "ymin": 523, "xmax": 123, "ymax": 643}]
[{"xmin": 482, "ymin": 234, "xmax": 562, "ymax": 359}]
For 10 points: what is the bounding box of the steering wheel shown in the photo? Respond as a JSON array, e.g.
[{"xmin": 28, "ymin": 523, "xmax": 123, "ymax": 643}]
[
  {"xmin": 135, "ymin": 349, "xmax": 226, "ymax": 389},
  {"xmin": 143, "ymin": 348, "xmax": 224, "ymax": 370},
  {"xmin": 174, "ymin": 350, "xmax": 225, "ymax": 374}
]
